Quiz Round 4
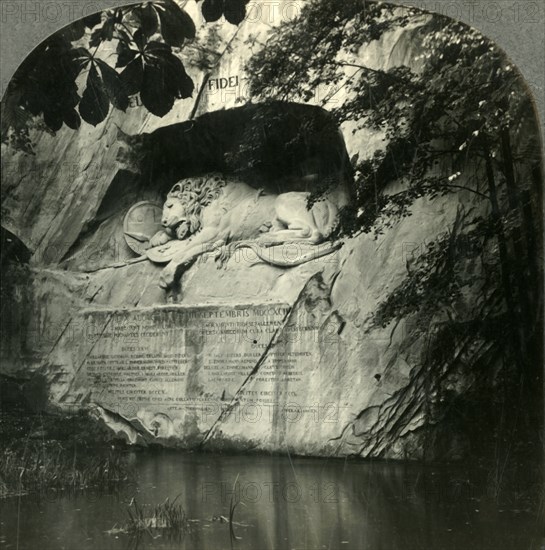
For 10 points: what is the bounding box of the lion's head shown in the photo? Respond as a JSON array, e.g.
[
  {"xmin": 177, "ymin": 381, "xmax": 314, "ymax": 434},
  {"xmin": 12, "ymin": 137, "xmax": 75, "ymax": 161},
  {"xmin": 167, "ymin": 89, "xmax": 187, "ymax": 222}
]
[{"xmin": 162, "ymin": 174, "xmax": 226, "ymax": 240}]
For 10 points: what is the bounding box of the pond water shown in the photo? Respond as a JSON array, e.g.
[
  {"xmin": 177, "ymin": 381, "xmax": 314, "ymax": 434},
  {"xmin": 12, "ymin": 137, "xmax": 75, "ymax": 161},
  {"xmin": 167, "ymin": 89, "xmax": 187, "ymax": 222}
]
[{"xmin": 0, "ymin": 452, "xmax": 542, "ymax": 550}]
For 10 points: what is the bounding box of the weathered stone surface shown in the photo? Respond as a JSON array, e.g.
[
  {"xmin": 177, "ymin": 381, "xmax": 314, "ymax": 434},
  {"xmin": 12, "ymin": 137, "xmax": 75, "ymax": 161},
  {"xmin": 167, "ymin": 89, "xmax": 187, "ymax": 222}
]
[{"xmin": 50, "ymin": 304, "xmax": 292, "ymax": 444}]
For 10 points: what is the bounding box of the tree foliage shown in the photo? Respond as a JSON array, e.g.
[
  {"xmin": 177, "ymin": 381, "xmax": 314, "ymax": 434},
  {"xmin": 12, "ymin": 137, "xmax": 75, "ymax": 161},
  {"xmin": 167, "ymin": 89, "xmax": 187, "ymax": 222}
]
[
  {"xmin": 246, "ymin": 0, "xmax": 539, "ymax": 233},
  {"xmin": 1, "ymin": 0, "xmax": 250, "ymax": 152},
  {"xmin": 201, "ymin": 0, "xmax": 249, "ymax": 25},
  {"xmin": 246, "ymin": 0, "xmax": 543, "ymax": 448}
]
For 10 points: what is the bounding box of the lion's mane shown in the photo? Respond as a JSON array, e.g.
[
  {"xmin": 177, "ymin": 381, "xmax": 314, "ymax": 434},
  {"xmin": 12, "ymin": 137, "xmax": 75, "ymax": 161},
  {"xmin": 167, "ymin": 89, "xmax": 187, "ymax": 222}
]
[{"xmin": 167, "ymin": 173, "xmax": 226, "ymax": 235}]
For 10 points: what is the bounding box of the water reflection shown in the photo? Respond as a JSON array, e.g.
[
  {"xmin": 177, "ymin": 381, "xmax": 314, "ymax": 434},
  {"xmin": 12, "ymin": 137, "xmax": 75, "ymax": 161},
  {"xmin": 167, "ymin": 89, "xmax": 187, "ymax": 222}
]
[{"xmin": 0, "ymin": 452, "xmax": 542, "ymax": 550}]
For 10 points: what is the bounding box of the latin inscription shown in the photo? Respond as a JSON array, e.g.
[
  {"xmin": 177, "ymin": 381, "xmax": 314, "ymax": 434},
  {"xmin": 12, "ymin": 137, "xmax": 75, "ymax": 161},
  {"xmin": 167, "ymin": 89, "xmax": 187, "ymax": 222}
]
[{"xmin": 79, "ymin": 304, "xmax": 321, "ymax": 418}]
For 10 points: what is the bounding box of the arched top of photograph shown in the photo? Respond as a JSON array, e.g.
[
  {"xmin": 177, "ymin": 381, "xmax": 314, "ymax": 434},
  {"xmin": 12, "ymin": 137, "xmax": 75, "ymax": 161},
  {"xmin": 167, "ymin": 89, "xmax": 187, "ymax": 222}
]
[
  {"xmin": 0, "ymin": 2, "xmax": 543, "ymax": 538},
  {"xmin": 1, "ymin": 1, "xmax": 541, "ymax": 152}
]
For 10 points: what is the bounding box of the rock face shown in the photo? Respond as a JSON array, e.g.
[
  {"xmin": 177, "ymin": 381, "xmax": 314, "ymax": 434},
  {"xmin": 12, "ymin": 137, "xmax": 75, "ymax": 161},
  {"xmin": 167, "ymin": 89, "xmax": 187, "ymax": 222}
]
[
  {"xmin": 115, "ymin": 101, "xmax": 354, "ymax": 193},
  {"xmin": 0, "ymin": 3, "xmax": 528, "ymax": 460},
  {"xmin": 0, "ymin": 190, "xmax": 482, "ymax": 460}
]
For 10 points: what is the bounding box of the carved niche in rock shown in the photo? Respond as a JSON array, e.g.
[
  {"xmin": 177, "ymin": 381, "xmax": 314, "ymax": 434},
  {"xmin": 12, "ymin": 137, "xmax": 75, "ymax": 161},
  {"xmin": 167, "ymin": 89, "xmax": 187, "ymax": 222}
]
[{"xmin": 123, "ymin": 173, "xmax": 346, "ymax": 295}]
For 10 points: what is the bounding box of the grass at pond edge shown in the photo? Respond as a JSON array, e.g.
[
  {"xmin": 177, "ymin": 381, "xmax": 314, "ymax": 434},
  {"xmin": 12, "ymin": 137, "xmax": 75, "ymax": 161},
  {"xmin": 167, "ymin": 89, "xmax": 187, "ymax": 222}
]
[{"xmin": 0, "ymin": 406, "xmax": 135, "ymax": 498}]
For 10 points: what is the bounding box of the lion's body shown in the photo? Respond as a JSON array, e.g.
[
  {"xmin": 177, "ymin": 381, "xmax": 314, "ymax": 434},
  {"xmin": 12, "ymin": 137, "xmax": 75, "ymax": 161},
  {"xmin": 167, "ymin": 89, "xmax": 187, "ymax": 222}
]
[
  {"xmin": 194, "ymin": 186, "xmax": 339, "ymax": 244},
  {"xmin": 148, "ymin": 174, "xmax": 343, "ymax": 291}
]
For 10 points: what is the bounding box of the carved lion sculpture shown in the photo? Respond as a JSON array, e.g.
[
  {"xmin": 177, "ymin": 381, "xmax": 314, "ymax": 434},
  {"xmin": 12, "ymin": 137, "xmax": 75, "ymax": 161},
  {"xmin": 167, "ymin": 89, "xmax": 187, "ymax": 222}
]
[{"xmin": 148, "ymin": 173, "xmax": 344, "ymax": 291}]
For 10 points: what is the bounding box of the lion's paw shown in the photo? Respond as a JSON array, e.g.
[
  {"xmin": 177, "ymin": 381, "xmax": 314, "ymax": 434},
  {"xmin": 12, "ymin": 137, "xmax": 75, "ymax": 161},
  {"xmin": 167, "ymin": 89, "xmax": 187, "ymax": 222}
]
[
  {"xmin": 150, "ymin": 230, "xmax": 170, "ymax": 248},
  {"xmin": 211, "ymin": 240, "xmax": 230, "ymax": 269},
  {"xmin": 159, "ymin": 265, "xmax": 176, "ymax": 289},
  {"xmin": 213, "ymin": 246, "xmax": 231, "ymax": 269}
]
